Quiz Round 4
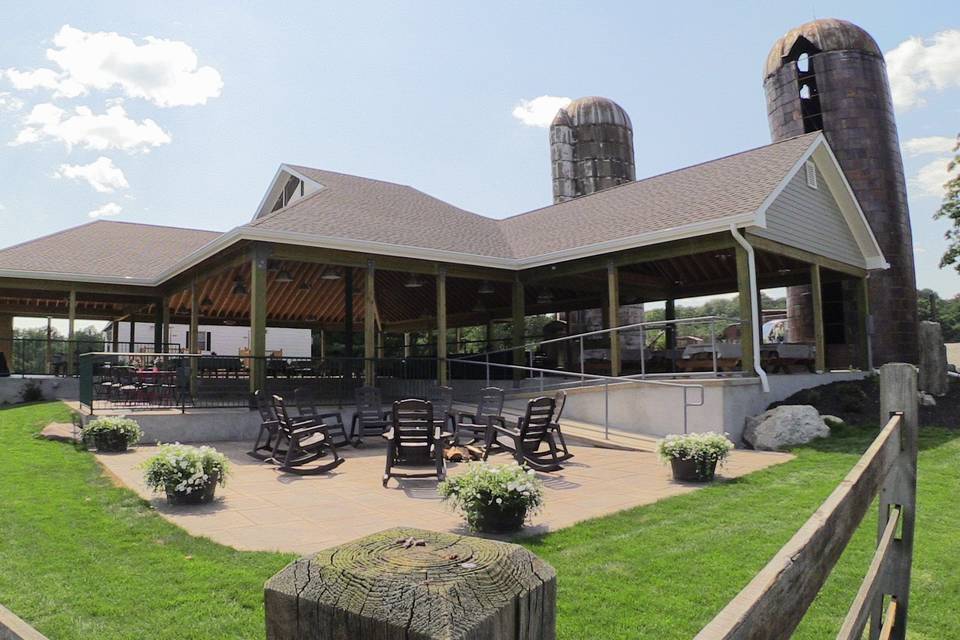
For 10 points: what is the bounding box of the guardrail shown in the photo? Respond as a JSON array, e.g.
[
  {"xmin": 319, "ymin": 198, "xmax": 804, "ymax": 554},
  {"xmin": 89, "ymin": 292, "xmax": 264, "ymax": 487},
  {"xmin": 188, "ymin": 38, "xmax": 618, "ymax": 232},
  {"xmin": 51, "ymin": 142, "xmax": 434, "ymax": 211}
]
[
  {"xmin": 5, "ymin": 339, "xmax": 182, "ymax": 376},
  {"xmin": 695, "ymin": 363, "xmax": 917, "ymax": 640}
]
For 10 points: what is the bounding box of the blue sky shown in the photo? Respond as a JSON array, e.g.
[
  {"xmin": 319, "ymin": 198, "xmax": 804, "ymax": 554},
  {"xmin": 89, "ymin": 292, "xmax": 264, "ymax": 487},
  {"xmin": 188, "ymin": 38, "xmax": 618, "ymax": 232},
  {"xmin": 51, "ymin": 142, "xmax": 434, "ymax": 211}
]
[{"xmin": 1, "ymin": 0, "xmax": 958, "ymax": 318}]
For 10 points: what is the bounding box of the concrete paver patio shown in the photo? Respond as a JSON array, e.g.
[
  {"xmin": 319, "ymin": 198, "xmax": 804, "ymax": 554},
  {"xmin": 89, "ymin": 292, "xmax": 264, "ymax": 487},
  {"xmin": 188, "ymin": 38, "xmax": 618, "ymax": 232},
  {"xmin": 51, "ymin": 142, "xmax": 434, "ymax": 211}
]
[{"xmin": 96, "ymin": 441, "xmax": 792, "ymax": 555}]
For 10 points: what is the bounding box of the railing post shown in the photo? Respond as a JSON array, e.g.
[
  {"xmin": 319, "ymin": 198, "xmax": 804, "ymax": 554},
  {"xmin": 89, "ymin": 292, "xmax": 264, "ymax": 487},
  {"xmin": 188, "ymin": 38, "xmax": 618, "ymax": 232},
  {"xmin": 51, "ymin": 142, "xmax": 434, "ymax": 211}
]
[
  {"xmin": 639, "ymin": 325, "xmax": 646, "ymax": 379},
  {"xmin": 579, "ymin": 336, "xmax": 585, "ymax": 383},
  {"xmin": 871, "ymin": 363, "xmax": 918, "ymax": 640},
  {"xmin": 485, "ymin": 353, "xmax": 491, "ymax": 388},
  {"xmin": 603, "ymin": 382, "xmax": 609, "ymax": 439},
  {"xmin": 710, "ymin": 317, "xmax": 718, "ymax": 376}
]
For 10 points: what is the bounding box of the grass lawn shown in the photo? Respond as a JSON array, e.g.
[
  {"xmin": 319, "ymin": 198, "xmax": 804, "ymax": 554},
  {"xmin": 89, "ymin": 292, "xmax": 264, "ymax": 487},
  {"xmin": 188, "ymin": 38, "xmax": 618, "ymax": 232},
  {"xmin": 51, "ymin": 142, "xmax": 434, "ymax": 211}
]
[{"xmin": 0, "ymin": 401, "xmax": 956, "ymax": 639}]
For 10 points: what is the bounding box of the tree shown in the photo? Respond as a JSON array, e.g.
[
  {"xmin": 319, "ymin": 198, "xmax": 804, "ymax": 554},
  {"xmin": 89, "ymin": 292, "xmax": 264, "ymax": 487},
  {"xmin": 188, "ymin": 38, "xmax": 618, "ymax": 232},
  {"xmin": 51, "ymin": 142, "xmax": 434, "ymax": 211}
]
[{"xmin": 934, "ymin": 134, "xmax": 960, "ymax": 272}]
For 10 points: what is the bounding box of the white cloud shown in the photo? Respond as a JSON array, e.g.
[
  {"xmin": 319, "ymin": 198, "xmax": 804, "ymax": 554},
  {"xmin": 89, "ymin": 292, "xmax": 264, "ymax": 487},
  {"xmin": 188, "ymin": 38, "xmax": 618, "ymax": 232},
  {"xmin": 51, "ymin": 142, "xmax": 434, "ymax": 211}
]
[
  {"xmin": 56, "ymin": 156, "xmax": 129, "ymax": 193},
  {"xmin": 3, "ymin": 24, "xmax": 223, "ymax": 107},
  {"xmin": 911, "ymin": 156, "xmax": 959, "ymax": 198},
  {"xmin": 0, "ymin": 91, "xmax": 23, "ymax": 111},
  {"xmin": 903, "ymin": 135, "xmax": 958, "ymax": 157},
  {"xmin": 885, "ymin": 30, "xmax": 960, "ymax": 110},
  {"xmin": 87, "ymin": 202, "xmax": 122, "ymax": 218},
  {"xmin": 512, "ymin": 95, "xmax": 571, "ymax": 127},
  {"xmin": 12, "ymin": 103, "xmax": 171, "ymax": 152}
]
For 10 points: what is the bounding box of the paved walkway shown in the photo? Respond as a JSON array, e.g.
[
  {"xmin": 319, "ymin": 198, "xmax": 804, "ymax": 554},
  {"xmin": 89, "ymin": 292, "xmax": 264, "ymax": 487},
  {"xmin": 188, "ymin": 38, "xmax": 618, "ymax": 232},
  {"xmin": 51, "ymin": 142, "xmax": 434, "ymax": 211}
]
[{"xmin": 96, "ymin": 441, "xmax": 792, "ymax": 555}]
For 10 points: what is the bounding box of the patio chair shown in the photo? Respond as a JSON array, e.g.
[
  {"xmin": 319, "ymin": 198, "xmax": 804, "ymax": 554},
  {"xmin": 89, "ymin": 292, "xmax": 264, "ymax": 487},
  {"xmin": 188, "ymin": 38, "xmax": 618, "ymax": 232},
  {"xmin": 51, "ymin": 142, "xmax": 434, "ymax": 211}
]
[
  {"xmin": 271, "ymin": 394, "xmax": 345, "ymax": 475},
  {"xmin": 293, "ymin": 387, "xmax": 351, "ymax": 448},
  {"xmin": 383, "ymin": 399, "xmax": 446, "ymax": 487},
  {"xmin": 549, "ymin": 390, "xmax": 574, "ymax": 462},
  {"xmin": 483, "ymin": 395, "xmax": 564, "ymax": 472},
  {"xmin": 427, "ymin": 385, "xmax": 455, "ymax": 439},
  {"xmin": 453, "ymin": 386, "xmax": 505, "ymax": 444},
  {"xmin": 248, "ymin": 389, "xmax": 285, "ymax": 461},
  {"xmin": 350, "ymin": 385, "xmax": 390, "ymax": 446}
]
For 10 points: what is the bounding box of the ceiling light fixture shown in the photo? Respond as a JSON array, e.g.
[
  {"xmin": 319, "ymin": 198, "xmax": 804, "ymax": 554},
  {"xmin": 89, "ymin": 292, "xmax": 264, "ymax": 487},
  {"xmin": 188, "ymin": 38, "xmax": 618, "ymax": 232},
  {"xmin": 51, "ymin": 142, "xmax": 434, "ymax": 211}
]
[
  {"xmin": 478, "ymin": 280, "xmax": 495, "ymax": 295},
  {"xmin": 275, "ymin": 270, "xmax": 294, "ymax": 283},
  {"xmin": 404, "ymin": 273, "xmax": 424, "ymax": 288},
  {"xmin": 232, "ymin": 279, "xmax": 248, "ymax": 295},
  {"xmin": 320, "ymin": 268, "xmax": 342, "ymax": 280}
]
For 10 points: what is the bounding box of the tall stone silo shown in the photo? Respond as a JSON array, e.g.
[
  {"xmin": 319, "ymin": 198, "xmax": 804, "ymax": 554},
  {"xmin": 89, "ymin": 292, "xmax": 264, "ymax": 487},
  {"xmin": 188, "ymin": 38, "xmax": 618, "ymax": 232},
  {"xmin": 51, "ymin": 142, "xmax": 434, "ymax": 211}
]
[
  {"xmin": 550, "ymin": 96, "xmax": 636, "ymax": 203},
  {"xmin": 550, "ymin": 97, "xmax": 643, "ymax": 348},
  {"xmin": 764, "ymin": 18, "xmax": 918, "ymax": 365}
]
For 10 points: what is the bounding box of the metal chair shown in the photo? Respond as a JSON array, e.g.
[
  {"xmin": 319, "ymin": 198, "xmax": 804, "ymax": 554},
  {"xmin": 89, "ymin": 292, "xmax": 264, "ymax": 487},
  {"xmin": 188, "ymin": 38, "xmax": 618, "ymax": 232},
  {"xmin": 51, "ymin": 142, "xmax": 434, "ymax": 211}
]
[
  {"xmin": 383, "ymin": 399, "xmax": 446, "ymax": 487},
  {"xmin": 454, "ymin": 386, "xmax": 505, "ymax": 444}
]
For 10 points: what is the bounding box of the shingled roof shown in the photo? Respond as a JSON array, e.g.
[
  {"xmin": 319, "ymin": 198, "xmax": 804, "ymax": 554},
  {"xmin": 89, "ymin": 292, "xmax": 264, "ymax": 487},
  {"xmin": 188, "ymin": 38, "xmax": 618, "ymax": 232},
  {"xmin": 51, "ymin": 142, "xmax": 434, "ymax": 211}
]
[{"xmin": 0, "ymin": 221, "xmax": 220, "ymax": 282}]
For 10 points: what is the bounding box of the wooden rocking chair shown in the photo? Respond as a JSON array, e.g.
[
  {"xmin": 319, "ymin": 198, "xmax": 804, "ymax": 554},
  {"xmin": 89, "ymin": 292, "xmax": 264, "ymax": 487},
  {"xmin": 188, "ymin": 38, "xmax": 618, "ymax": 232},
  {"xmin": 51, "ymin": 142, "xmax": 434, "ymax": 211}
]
[
  {"xmin": 248, "ymin": 389, "xmax": 286, "ymax": 461},
  {"xmin": 549, "ymin": 390, "xmax": 574, "ymax": 462},
  {"xmin": 271, "ymin": 395, "xmax": 345, "ymax": 474},
  {"xmin": 351, "ymin": 385, "xmax": 390, "ymax": 446},
  {"xmin": 483, "ymin": 396, "xmax": 563, "ymax": 472},
  {"xmin": 427, "ymin": 385, "xmax": 455, "ymax": 440},
  {"xmin": 453, "ymin": 386, "xmax": 505, "ymax": 444},
  {"xmin": 383, "ymin": 399, "xmax": 446, "ymax": 487},
  {"xmin": 293, "ymin": 387, "xmax": 351, "ymax": 448}
]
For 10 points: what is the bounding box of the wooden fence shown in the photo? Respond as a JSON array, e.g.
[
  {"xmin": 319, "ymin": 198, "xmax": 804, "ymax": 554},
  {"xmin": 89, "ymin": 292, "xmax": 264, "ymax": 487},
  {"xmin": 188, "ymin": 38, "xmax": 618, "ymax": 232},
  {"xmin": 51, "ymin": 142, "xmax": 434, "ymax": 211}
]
[{"xmin": 696, "ymin": 363, "xmax": 918, "ymax": 640}]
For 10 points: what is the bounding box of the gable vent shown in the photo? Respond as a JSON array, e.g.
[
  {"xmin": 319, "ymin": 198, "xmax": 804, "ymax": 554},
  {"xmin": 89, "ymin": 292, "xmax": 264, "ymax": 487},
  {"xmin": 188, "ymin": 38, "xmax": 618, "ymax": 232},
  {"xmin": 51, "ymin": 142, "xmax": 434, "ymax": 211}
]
[{"xmin": 805, "ymin": 161, "xmax": 818, "ymax": 189}]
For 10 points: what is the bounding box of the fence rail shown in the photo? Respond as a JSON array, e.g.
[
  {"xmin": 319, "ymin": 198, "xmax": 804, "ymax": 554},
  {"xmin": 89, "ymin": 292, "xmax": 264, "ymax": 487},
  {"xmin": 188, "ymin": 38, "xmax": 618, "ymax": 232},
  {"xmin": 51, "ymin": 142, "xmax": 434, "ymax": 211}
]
[
  {"xmin": 695, "ymin": 363, "xmax": 917, "ymax": 640},
  {"xmin": 4, "ymin": 338, "xmax": 182, "ymax": 376}
]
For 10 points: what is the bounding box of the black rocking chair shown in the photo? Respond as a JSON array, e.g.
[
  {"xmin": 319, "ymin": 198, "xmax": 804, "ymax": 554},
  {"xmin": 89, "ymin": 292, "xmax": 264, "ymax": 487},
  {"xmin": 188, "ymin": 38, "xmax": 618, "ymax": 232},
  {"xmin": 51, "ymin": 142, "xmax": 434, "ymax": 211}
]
[
  {"xmin": 549, "ymin": 390, "xmax": 574, "ymax": 462},
  {"xmin": 383, "ymin": 399, "xmax": 446, "ymax": 487},
  {"xmin": 351, "ymin": 385, "xmax": 390, "ymax": 446},
  {"xmin": 483, "ymin": 395, "xmax": 564, "ymax": 472},
  {"xmin": 271, "ymin": 394, "xmax": 345, "ymax": 474},
  {"xmin": 454, "ymin": 386, "xmax": 505, "ymax": 444},
  {"xmin": 248, "ymin": 389, "xmax": 286, "ymax": 461},
  {"xmin": 293, "ymin": 387, "xmax": 351, "ymax": 448}
]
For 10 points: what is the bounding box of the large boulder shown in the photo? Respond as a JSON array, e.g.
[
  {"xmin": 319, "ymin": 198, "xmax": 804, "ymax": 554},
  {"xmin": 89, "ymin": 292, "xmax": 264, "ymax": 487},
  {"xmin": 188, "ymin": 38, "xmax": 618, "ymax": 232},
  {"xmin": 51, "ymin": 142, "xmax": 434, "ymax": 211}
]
[{"xmin": 744, "ymin": 405, "xmax": 830, "ymax": 451}]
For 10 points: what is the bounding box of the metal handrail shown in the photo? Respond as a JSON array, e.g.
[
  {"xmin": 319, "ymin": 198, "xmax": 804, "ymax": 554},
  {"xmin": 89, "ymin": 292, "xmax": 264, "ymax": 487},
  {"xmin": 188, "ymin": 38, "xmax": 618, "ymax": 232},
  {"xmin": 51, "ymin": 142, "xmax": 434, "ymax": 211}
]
[{"xmin": 446, "ymin": 356, "xmax": 705, "ymax": 438}]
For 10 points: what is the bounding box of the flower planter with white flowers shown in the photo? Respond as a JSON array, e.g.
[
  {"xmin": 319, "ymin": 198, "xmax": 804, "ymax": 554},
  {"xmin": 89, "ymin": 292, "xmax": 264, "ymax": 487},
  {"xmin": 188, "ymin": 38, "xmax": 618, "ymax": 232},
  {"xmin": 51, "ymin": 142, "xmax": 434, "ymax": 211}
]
[
  {"xmin": 81, "ymin": 417, "xmax": 143, "ymax": 453},
  {"xmin": 438, "ymin": 462, "xmax": 544, "ymax": 533},
  {"xmin": 657, "ymin": 432, "xmax": 734, "ymax": 482},
  {"xmin": 142, "ymin": 443, "xmax": 229, "ymax": 506}
]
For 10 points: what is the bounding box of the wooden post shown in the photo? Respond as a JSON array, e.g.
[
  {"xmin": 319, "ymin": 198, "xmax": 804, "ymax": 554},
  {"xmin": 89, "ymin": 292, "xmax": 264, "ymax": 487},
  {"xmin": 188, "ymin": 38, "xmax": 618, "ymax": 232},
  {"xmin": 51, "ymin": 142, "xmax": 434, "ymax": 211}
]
[
  {"xmin": 111, "ymin": 320, "xmax": 119, "ymax": 352},
  {"xmin": 319, "ymin": 329, "xmax": 326, "ymax": 360},
  {"xmin": 607, "ymin": 261, "xmax": 621, "ymax": 377},
  {"xmin": 45, "ymin": 317, "xmax": 52, "ymax": 374},
  {"xmin": 364, "ymin": 259, "xmax": 376, "ymax": 385},
  {"xmin": 403, "ymin": 332, "xmax": 411, "ymax": 358},
  {"xmin": 153, "ymin": 298, "xmax": 164, "ymax": 354},
  {"xmin": 512, "ymin": 276, "xmax": 525, "ymax": 382},
  {"xmin": 189, "ymin": 282, "xmax": 199, "ymax": 398},
  {"xmin": 735, "ymin": 244, "xmax": 755, "ymax": 375},
  {"xmin": 665, "ymin": 299, "xmax": 676, "ymax": 350},
  {"xmin": 344, "ymin": 267, "xmax": 354, "ymax": 358},
  {"xmin": 0, "ymin": 313, "xmax": 13, "ymax": 373},
  {"xmin": 129, "ymin": 320, "xmax": 136, "ymax": 352},
  {"xmin": 871, "ymin": 363, "xmax": 918, "ymax": 640},
  {"xmin": 161, "ymin": 296, "xmax": 171, "ymax": 354},
  {"xmin": 66, "ymin": 289, "xmax": 76, "ymax": 375},
  {"xmin": 856, "ymin": 277, "xmax": 872, "ymax": 371},
  {"xmin": 249, "ymin": 247, "xmax": 268, "ymax": 394},
  {"xmin": 811, "ymin": 264, "xmax": 826, "ymax": 373},
  {"xmin": 264, "ymin": 527, "xmax": 556, "ymax": 640},
  {"xmin": 436, "ymin": 267, "xmax": 447, "ymax": 385},
  {"xmin": 486, "ymin": 319, "xmax": 495, "ymax": 351}
]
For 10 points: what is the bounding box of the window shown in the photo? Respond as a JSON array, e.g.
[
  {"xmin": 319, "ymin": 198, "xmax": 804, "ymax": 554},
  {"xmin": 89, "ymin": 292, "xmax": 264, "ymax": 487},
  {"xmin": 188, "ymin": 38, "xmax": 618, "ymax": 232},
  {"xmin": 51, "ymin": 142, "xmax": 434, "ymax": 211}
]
[
  {"xmin": 186, "ymin": 331, "xmax": 212, "ymax": 352},
  {"xmin": 805, "ymin": 161, "xmax": 818, "ymax": 189}
]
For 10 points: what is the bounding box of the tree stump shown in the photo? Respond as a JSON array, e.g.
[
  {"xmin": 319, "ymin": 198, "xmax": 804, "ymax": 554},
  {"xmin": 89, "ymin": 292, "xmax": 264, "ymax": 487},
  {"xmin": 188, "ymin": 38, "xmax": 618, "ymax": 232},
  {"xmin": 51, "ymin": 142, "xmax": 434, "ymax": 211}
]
[{"xmin": 264, "ymin": 527, "xmax": 556, "ymax": 640}]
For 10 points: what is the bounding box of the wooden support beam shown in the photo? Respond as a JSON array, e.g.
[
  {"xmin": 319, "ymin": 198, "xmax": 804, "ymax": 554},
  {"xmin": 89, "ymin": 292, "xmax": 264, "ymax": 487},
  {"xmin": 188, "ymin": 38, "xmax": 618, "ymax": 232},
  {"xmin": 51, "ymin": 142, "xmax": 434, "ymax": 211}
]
[
  {"xmin": 111, "ymin": 320, "xmax": 119, "ymax": 352},
  {"xmin": 665, "ymin": 299, "xmax": 676, "ymax": 350},
  {"xmin": 66, "ymin": 290, "xmax": 76, "ymax": 375},
  {"xmin": 856, "ymin": 277, "xmax": 871, "ymax": 371},
  {"xmin": 735, "ymin": 244, "xmax": 755, "ymax": 376},
  {"xmin": 607, "ymin": 262, "xmax": 621, "ymax": 377},
  {"xmin": 129, "ymin": 319, "xmax": 136, "ymax": 352},
  {"xmin": 811, "ymin": 264, "xmax": 826, "ymax": 373},
  {"xmin": 249, "ymin": 246, "xmax": 268, "ymax": 394},
  {"xmin": 364, "ymin": 259, "xmax": 376, "ymax": 385},
  {"xmin": 0, "ymin": 276, "xmax": 162, "ymax": 297},
  {"xmin": 153, "ymin": 298, "xmax": 164, "ymax": 353},
  {"xmin": 436, "ymin": 267, "xmax": 448, "ymax": 385},
  {"xmin": 512, "ymin": 276, "xmax": 525, "ymax": 382},
  {"xmin": 188, "ymin": 282, "xmax": 199, "ymax": 397},
  {"xmin": 403, "ymin": 332, "xmax": 411, "ymax": 358},
  {"xmin": 0, "ymin": 313, "xmax": 13, "ymax": 371},
  {"xmin": 744, "ymin": 233, "xmax": 868, "ymax": 278},
  {"xmin": 161, "ymin": 296, "xmax": 171, "ymax": 353},
  {"xmin": 344, "ymin": 268, "xmax": 354, "ymax": 358}
]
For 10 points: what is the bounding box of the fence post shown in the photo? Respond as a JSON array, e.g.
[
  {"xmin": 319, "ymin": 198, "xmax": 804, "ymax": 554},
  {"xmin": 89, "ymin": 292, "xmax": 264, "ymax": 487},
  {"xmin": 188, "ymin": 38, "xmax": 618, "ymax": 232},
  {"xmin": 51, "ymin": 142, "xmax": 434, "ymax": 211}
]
[{"xmin": 871, "ymin": 363, "xmax": 918, "ymax": 640}]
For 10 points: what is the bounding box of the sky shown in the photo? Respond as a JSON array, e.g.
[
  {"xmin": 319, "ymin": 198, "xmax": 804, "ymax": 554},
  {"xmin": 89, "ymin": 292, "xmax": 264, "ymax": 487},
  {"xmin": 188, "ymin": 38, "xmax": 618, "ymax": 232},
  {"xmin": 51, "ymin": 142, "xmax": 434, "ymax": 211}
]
[{"xmin": 1, "ymin": 1, "xmax": 958, "ymax": 333}]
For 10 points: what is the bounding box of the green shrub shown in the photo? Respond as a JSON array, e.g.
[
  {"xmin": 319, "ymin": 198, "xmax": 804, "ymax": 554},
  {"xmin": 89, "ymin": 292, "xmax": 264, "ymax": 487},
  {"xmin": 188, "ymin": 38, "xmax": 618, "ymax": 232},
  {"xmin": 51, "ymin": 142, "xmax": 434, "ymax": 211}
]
[{"xmin": 19, "ymin": 380, "xmax": 44, "ymax": 403}]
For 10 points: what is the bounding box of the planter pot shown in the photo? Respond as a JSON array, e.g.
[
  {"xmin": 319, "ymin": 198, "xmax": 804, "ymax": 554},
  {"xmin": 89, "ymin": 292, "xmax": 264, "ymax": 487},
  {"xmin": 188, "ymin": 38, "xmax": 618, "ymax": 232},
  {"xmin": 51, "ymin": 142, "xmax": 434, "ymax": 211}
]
[
  {"xmin": 165, "ymin": 472, "xmax": 220, "ymax": 506},
  {"xmin": 670, "ymin": 457, "xmax": 718, "ymax": 482},
  {"xmin": 472, "ymin": 504, "xmax": 528, "ymax": 533},
  {"xmin": 93, "ymin": 432, "xmax": 129, "ymax": 453}
]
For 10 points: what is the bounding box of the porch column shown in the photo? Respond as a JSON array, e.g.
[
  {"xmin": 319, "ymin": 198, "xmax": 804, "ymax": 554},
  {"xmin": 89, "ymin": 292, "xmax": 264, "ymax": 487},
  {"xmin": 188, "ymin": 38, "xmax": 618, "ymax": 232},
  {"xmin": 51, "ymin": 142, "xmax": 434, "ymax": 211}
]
[
  {"xmin": 664, "ymin": 299, "xmax": 676, "ymax": 350},
  {"xmin": 344, "ymin": 268, "xmax": 354, "ymax": 358},
  {"xmin": 403, "ymin": 332, "xmax": 411, "ymax": 358},
  {"xmin": 249, "ymin": 247, "xmax": 268, "ymax": 394},
  {"xmin": 607, "ymin": 261, "xmax": 621, "ymax": 377},
  {"xmin": 319, "ymin": 329, "xmax": 326, "ymax": 360},
  {"xmin": 161, "ymin": 296, "xmax": 170, "ymax": 354},
  {"xmin": 735, "ymin": 244, "xmax": 755, "ymax": 375},
  {"xmin": 810, "ymin": 264, "xmax": 826, "ymax": 373},
  {"xmin": 129, "ymin": 320, "xmax": 136, "ymax": 352},
  {"xmin": 512, "ymin": 276, "xmax": 525, "ymax": 382},
  {"xmin": 67, "ymin": 289, "xmax": 76, "ymax": 375},
  {"xmin": 153, "ymin": 298, "xmax": 164, "ymax": 353},
  {"xmin": 111, "ymin": 320, "xmax": 119, "ymax": 352},
  {"xmin": 485, "ymin": 319, "xmax": 495, "ymax": 351},
  {"xmin": 364, "ymin": 259, "xmax": 376, "ymax": 385},
  {"xmin": 45, "ymin": 317, "xmax": 52, "ymax": 374},
  {"xmin": 189, "ymin": 281, "xmax": 199, "ymax": 397},
  {"xmin": 855, "ymin": 276, "xmax": 871, "ymax": 371},
  {"xmin": 436, "ymin": 267, "xmax": 448, "ymax": 385},
  {"xmin": 0, "ymin": 313, "xmax": 13, "ymax": 373}
]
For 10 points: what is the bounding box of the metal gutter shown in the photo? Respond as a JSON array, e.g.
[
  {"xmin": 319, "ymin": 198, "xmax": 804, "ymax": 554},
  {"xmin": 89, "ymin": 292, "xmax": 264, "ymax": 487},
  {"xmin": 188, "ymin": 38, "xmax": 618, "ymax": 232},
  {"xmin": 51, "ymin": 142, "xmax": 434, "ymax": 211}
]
[{"xmin": 729, "ymin": 224, "xmax": 770, "ymax": 392}]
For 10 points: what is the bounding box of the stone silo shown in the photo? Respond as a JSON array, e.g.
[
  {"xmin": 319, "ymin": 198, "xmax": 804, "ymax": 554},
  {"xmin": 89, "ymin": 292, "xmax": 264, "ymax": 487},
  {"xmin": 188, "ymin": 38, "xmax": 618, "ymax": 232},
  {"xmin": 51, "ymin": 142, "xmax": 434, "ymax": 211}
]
[
  {"xmin": 550, "ymin": 96, "xmax": 636, "ymax": 203},
  {"xmin": 764, "ymin": 18, "xmax": 918, "ymax": 365}
]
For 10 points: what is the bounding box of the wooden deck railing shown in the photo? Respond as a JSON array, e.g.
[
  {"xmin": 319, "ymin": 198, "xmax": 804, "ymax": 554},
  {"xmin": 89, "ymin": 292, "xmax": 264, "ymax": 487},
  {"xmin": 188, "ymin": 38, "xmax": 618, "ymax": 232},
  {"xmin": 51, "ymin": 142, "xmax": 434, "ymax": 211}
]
[{"xmin": 696, "ymin": 363, "xmax": 918, "ymax": 640}]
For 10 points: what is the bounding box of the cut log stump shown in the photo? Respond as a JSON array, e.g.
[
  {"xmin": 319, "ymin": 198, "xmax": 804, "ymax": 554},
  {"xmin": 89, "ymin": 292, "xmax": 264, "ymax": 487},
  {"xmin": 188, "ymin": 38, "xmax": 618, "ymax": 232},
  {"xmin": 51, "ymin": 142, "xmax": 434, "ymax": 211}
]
[{"xmin": 264, "ymin": 527, "xmax": 556, "ymax": 640}]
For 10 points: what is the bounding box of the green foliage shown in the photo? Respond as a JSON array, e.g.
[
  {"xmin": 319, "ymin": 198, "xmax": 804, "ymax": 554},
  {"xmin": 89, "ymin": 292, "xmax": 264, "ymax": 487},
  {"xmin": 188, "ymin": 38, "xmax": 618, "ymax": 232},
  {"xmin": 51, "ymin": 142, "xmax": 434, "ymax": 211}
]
[
  {"xmin": 82, "ymin": 417, "xmax": 143, "ymax": 445},
  {"xmin": 438, "ymin": 462, "xmax": 544, "ymax": 530},
  {"xmin": 18, "ymin": 380, "xmax": 45, "ymax": 403},
  {"xmin": 917, "ymin": 288, "xmax": 960, "ymax": 342},
  {"xmin": 934, "ymin": 134, "xmax": 960, "ymax": 273},
  {"xmin": 142, "ymin": 443, "xmax": 229, "ymax": 495}
]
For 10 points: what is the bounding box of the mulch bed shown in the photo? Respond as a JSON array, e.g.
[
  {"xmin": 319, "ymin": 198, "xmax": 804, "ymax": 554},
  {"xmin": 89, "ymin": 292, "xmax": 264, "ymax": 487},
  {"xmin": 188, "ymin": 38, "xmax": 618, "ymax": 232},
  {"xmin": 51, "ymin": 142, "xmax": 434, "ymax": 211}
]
[{"xmin": 767, "ymin": 376, "xmax": 960, "ymax": 429}]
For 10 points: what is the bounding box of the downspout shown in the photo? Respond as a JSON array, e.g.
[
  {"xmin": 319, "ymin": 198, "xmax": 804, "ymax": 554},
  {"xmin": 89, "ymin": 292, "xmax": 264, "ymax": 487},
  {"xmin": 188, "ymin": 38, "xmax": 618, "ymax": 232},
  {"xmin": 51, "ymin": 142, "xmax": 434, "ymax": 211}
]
[{"xmin": 729, "ymin": 225, "xmax": 770, "ymax": 392}]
